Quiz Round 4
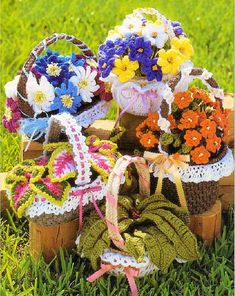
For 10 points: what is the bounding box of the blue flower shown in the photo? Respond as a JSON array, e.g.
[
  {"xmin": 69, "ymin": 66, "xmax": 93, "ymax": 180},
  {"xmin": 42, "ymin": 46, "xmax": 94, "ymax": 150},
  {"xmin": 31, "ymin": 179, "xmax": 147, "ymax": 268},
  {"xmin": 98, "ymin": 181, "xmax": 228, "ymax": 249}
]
[
  {"xmin": 35, "ymin": 49, "xmax": 70, "ymax": 87},
  {"xmin": 129, "ymin": 36, "xmax": 153, "ymax": 63},
  {"xmin": 171, "ymin": 21, "xmax": 186, "ymax": 37},
  {"xmin": 98, "ymin": 56, "xmax": 115, "ymax": 78},
  {"xmin": 99, "ymin": 38, "xmax": 127, "ymax": 59},
  {"xmin": 51, "ymin": 81, "xmax": 82, "ymax": 114},
  {"xmin": 142, "ymin": 58, "xmax": 162, "ymax": 82},
  {"xmin": 70, "ymin": 53, "xmax": 86, "ymax": 67}
]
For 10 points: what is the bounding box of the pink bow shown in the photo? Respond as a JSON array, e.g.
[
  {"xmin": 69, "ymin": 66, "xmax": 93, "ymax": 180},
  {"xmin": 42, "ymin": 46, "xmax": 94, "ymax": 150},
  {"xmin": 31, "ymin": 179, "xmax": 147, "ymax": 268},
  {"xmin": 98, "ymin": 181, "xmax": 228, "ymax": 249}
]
[
  {"xmin": 87, "ymin": 263, "xmax": 139, "ymax": 296},
  {"xmin": 72, "ymin": 185, "xmax": 104, "ymax": 231}
]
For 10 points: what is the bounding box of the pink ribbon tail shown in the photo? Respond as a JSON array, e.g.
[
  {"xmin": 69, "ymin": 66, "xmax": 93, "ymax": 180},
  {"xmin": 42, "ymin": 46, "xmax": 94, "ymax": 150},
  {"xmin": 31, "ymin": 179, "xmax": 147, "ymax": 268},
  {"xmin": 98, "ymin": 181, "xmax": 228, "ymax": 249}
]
[
  {"xmin": 124, "ymin": 267, "xmax": 139, "ymax": 296},
  {"xmin": 92, "ymin": 196, "xmax": 104, "ymax": 220},
  {"xmin": 79, "ymin": 194, "xmax": 84, "ymax": 232},
  {"xmin": 87, "ymin": 264, "xmax": 114, "ymax": 282},
  {"xmin": 114, "ymin": 96, "xmax": 139, "ymax": 128}
]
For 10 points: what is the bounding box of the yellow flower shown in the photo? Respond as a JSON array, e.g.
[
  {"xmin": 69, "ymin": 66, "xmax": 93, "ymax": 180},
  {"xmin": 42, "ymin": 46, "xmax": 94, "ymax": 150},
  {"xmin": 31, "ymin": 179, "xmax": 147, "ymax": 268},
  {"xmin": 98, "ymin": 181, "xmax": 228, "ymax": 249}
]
[
  {"xmin": 112, "ymin": 55, "xmax": 139, "ymax": 83},
  {"xmin": 157, "ymin": 49, "xmax": 183, "ymax": 75},
  {"xmin": 171, "ymin": 37, "xmax": 194, "ymax": 61}
]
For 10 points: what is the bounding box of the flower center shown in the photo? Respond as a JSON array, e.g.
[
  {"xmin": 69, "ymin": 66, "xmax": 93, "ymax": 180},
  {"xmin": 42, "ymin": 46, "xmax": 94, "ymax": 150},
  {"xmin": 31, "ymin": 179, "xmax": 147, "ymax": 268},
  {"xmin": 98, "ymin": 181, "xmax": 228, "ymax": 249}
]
[
  {"xmin": 152, "ymin": 31, "xmax": 158, "ymax": 38},
  {"xmin": 78, "ymin": 79, "xmax": 89, "ymax": 89},
  {"xmin": 152, "ymin": 65, "xmax": 158, "ymax": 71},
  {"xmin": 128, "ymin": 24, "xmax": 134, "ymax": 29},
  {"xmin": 46, "ymin": 63, "xmax": 62, "ymax": 76},
  {"xmin": 137, "ymin": 48, "xmax": 144, "ymax": 53},
  {"xmin": 34, "ymin": 91, "xmax": 46, "ymax": 105},
  {"xmin": 167, "ymin": 57, "xmax": 174, "ymax": 64},
  {"xmin": 188, "ymin": 118, "xmax": 193, "ymax": 122},
  {"xmin": 179, "ymin": 47, "xmax": 185, "ymax": 54},
  {"xmin": 102, "ymin": 63, "xmax": 107, "ymax": 69},
  {"xmin": 61, "ymin": 95, "xmax": 73, "ymax": 108},
  {"xmin": 192, "ymin": 137, "xmax": 197, "ymax": 140},
  {"xmin": 199, "ymin": 153, "xmax": 204, "ymax": 158},
  {"xmin": 121, "ymin": 65, "xmax": 127, "ymax": 71},
  {"xmin": 5, "ymin": 107, "xmax": 12, "ymax": 121}
]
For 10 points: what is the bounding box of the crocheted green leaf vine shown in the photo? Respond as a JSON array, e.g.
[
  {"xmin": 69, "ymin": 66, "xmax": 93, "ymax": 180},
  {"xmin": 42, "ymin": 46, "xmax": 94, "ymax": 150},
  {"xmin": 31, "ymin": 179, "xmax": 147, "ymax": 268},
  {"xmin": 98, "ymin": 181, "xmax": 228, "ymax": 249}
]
[{"xmin": 78, "ymin": 193, "xmax": 199, "ymax": 272}]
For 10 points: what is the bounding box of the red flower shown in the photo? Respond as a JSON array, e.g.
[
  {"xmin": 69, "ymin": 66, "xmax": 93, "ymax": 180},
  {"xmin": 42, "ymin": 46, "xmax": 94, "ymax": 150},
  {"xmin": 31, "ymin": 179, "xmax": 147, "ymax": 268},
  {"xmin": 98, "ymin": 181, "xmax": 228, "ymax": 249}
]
[{"xmin": 2, "ymin": 98, "xmax": 21, "ymax": 133}]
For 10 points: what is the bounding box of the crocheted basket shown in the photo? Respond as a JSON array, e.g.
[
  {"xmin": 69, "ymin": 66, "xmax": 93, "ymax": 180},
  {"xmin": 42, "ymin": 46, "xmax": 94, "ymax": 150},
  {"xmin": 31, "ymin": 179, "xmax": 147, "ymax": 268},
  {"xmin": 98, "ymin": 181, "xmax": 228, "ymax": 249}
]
[
  {"xmin": 5, "ymin": 113, "xmax": 119, "ymax": 226},
  {"xmin": 2, "ymin": 33, "xmax": 112, "ymax": 141},
  {"xmin": 76, "ymin": 155, "xmax": 199, "ymax": 296}
]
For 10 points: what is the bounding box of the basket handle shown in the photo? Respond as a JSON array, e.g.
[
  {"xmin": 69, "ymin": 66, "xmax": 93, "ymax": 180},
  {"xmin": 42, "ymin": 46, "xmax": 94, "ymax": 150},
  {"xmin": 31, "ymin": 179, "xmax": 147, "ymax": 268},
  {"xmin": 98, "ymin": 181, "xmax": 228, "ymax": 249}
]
[
  {"xmin": 105, "ymin": 155, "xmax": 150, "ymax": 252},
  {"xmin": 17, "ymin": 33, "xmax": 96, "ymax": 117},
  {"xmin": 44, "ymin": 113, "xmax": 91, "ymax": 186}
]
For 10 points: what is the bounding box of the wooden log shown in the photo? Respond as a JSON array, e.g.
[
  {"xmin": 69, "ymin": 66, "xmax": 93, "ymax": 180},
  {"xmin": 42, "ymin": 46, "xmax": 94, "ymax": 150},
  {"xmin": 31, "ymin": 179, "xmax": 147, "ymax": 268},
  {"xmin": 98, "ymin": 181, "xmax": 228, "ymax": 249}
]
[
  {"xmin": 85, "ymin": 119, "xmax": 115, "ymax": 140},
  {"xmin": 0, "ymin": 172, "xmax": 10, "ymax": 212},
  {"xmin": 219, "ymin": 185, "xmax": 234, "ymax": 210},
  {"xmin": 29, "ymin": 218, "xmax": 79, "ymax": 263},
  {"xmin": 190, "ymin": 200, "xmax": 221, "ymax": 246}
]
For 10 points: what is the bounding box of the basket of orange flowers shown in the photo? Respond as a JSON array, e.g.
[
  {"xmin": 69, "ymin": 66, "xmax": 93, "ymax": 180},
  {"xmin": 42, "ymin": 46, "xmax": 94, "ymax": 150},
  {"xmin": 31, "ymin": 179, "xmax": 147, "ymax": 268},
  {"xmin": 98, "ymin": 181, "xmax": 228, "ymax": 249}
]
[{"xmin": 136, "ymin": 67, "xmax": 234, "ymax": 214}]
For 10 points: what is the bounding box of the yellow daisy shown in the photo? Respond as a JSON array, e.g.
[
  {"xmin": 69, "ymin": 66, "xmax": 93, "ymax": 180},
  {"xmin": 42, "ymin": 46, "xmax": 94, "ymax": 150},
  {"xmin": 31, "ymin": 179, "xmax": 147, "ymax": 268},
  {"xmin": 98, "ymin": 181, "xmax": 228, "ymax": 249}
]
[{"xmin": 112, "ymin": 55, "xmax": 139, "ymax": 83}]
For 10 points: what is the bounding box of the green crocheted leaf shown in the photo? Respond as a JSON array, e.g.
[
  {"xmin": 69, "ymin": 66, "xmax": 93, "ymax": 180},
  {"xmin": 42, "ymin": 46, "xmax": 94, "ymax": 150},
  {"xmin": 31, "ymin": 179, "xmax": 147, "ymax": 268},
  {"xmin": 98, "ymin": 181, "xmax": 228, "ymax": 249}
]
[
  {"xmin": 137, "ymin": 193, "xmax": 167, "ymax": 211},
  {"xmin": 119, "ymin": 218, "xmax": 134, "ymax": 233},
  {"xmin": 118, "ymin": 195, "xmax": 134, "ymax": 212},
  {"xmin": 124, "ymin": 233, "xmax": 145, "ymax": 263},
  {"xmin": 160, "ymin": 133, "xmax": 174, "ymax": 145}
]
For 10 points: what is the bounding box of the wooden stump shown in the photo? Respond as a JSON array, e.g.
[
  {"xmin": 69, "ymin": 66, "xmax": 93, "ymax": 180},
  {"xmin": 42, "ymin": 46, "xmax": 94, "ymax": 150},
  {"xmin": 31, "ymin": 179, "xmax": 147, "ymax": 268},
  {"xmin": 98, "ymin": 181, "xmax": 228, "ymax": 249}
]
[
  {"xmin": 190, "ymin": 200, "xmax": 222, "ymax": 245},
  {"xmin": 29, "ymin": 218, "xmax": 79, "ymax": 263},
  {"xmin": 0, "ymin": 172, "xmax": 10, "ymax": 212}
]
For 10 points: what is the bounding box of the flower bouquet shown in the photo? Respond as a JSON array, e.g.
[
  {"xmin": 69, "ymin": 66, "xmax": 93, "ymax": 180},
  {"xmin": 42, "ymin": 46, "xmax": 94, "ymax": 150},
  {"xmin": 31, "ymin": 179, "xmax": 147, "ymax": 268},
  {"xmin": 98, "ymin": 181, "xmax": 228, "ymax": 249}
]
[
  {"xmin": 76, "ymin": 156, "xmax": 199, "ymax": 296},
  {"xmin": 2, "ymin": 33, "xmax": 112, "ymax": 142},
  {"xmin": 137, "ymin": 68, "xmax": 234, "ymax": 214}
]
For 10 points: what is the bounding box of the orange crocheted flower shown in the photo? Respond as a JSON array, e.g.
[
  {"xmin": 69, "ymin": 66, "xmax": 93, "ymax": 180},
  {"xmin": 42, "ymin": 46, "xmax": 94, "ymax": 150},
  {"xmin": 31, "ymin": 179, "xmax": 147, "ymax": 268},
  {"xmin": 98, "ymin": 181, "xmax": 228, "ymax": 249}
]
[
  {"xmin": 190, "ymin": 87, "xmax": 211, "ymax": 103},
  {"xmin": 184, "ymin": 130, "xmax": 202, "ymax": 147},
  {"xmin": 146, "ymin": 113, "xmax": 160, "ymax": 131},
  {"xmin": 206, "ymin": 136, "xmax": 222, "ymax": 153},
  {"xmin": 200, "ymin": 119, "xmax": 217, "ymax": 138},
  {"xmin": 178, "ymin": 110, "xmax": 199, "ymax": 130},
  {"xmin": 140, "ymin": 132, "xmax": 158, "ymax": 148},
  {"xmin": 211, "ymin": 107, "xmax": 229, "ymax": 129},
  {"xmin": 190, "ymin": 146, "xmax": 211, "ymax": 164},
  {"xmin": 136, "ymin": 121, "xmax": 147, "ymax": 139},
  {"xmin": 174, "ymin": 91, "xmax": 193, "ymax": 109},
  {"xmin": 196, "ymin": 111, "xmax": 207, "ymax": 123},
  {"xmin": 168, "ymin": 114, "xmax": 177, "ymax": 129}
]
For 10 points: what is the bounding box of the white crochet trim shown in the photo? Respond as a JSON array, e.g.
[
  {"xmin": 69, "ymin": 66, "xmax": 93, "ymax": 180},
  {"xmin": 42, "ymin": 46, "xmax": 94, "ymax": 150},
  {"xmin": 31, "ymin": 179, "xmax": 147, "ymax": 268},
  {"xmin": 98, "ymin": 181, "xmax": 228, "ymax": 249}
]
[
  {"xmin": 45, "ymin": 113, "xmax": 91, "ymax": 185},
  {"xmin": 25, "ymin": 176, "xmax": 107, "ymax": 218},
  {"xmin": 153, "ymin": 148, "xmax": 234, "ymax": 183}
]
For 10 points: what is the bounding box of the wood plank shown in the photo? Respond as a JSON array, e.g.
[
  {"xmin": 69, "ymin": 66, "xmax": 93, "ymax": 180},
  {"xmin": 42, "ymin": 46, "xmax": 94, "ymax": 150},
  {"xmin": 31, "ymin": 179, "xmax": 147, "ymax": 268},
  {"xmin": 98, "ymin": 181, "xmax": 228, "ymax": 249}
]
[
  {"xmin": 219, "ymin": 185, "xmax": 234, "ymax": 210},
  {"xmin": 0, "ymin": 173, "xmax": 10, "ymax": 212}
]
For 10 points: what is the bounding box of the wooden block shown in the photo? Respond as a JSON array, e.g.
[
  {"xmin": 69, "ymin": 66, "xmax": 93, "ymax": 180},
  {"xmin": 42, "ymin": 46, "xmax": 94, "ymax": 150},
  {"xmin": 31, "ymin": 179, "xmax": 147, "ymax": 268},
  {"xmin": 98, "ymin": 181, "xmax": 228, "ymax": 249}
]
[
  {"xmin": 29, "ymin": 218, "xmax": 79, "ymax": 263},
  {"xmin": 224, "ymin": 93, "xmax": 234, "ymax": 147},
  {"xmin": 85, "ymin": 119, "xmax": 115, "ymax": 140},
  {"xmin": 219, "ymin": 185, "xmax": 234, "ymax": 210},
  {"xmin": 0, "ymin": 172, "xmax": 10, "ymax": 212},
  {"xmin": 190, "ymin": 200, "xmax": 221, "ymax": 246}
]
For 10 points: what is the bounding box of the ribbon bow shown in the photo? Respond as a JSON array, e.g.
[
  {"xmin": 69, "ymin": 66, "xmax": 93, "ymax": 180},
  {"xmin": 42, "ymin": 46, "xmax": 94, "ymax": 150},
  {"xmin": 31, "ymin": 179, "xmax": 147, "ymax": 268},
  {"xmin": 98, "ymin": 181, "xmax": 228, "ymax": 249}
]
[
  {"xmin": 144, "ymin": 151, "xmax": 190, "ymax": 210},
  {"xmin": 87, "ymin": 263, "xmax": 139, "ymax": 296}
]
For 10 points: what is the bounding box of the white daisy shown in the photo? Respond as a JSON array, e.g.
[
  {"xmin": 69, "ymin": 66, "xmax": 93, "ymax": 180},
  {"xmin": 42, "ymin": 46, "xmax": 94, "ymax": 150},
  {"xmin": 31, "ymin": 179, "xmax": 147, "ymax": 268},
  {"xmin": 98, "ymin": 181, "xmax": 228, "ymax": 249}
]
[
  {"xmin": 26, "ymin": 73, "xmax": 55, "ymax": 115},
  {"xmin": 69, "ymin": 66, "xmax": 99, "ymax": 103},
  {"xmin": 4, "ymin": 75, "xmax": 20, "ymax": 99},
  {"xmin": 119, "ymin": 16, "xmax": 143, "ymax": 36},
  {"xmin": 158, "ymin": 117, "xmax": 171, "ymax": 132},
  {"xmin": 142, "ymin": 23, "xmax": 168, "ymax": 48}
]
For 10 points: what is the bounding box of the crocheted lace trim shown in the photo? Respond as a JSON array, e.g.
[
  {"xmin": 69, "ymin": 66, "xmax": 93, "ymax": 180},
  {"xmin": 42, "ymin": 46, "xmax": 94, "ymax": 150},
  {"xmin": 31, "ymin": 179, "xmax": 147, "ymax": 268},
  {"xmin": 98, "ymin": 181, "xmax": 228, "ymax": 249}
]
[
  {"xmin": 153, "ymin": 148, "xmax": 234, "ymax": 183},
  {"xmin": 25, "ymin": 176, "xmax": 107, "ymax": 217},
  {"xmin": 45, "ymin": 113, "xmax": 91, "ymax": 185}
]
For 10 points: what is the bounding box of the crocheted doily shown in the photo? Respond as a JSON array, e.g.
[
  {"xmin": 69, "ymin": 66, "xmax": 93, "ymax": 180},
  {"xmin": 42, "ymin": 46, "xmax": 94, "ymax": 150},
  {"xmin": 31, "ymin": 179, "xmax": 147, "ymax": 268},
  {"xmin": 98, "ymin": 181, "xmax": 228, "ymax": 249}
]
[
  {"xmin": 152, "ymin": 148, "xmax": 234, "ymax": 183},
  {"xmin": 25, "ymin": 176, "xmax": 107, "ymax": 218}
]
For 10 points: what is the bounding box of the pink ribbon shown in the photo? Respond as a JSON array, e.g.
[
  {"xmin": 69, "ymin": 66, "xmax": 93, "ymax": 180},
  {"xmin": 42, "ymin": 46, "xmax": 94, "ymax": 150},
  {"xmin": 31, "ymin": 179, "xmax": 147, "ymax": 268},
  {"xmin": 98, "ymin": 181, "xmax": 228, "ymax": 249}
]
[
  {"xmin": 72, "ymin": 185, "xmax": 103, "ymax": 231},
  {"xmin": 87, "ymin": 263, "xmax": 139, "ymax": 296}
]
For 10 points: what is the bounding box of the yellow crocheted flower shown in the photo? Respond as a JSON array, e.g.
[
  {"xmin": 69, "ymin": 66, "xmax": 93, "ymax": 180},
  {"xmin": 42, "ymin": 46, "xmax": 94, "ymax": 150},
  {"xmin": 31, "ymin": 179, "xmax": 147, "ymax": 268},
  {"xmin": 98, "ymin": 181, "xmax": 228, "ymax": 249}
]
[
  {"xmin": 171, "ymin": 37, "xmax": 194, "ymax": 61},
  {"xmin": 157, "ymin": 49, "xmax": 183, "ymax": 75},
  {"xmin": 112, "ymin": 56, "xmax": 139, "ymax": 82}
]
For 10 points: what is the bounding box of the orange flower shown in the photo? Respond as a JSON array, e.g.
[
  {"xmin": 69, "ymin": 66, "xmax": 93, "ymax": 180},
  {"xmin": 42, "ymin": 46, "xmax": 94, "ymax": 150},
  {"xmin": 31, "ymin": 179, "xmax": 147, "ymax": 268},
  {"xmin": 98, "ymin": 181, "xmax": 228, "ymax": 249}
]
[
  {"xmin": 222, "ymin": 124, "xmax": 229, "ymax": 142},
  {"xmin": 190, "ymin": 87, "xmax": 211, "ymax": 103},
  {"xmin": 196, "ymin": 111, "xmax": 207, "ymax": 124},
  {"xmin": 140, "ymin": 132, "xmax": 158, "ymax": 148},
  {"xmin": 168, "ymin": 114, "xmax": 177, "ymax": 129},
  {"xmin": 200, "ymin": 119, "xmax": 217, "ymax": 138},
  {"xmin": 190, "ymin": 146, "xmax": 211, "ymax": 164},
  {"xmin": 206, "ymin": 136, "xmax": 222, "ymax": 153},
  {"xmin": 174, "ymin": 91, "xmax": 193, "ymax": 109},
  {"xmin": 136, "ymin": 121, "xmax": 147, "ymax": 139},
  {"xmin": 211, "ymin": 107, "xmax": 229, "ymax": 129},
  {"xmin": 146, "ymin": 113, "xmax": 160, "ymax": 131},
  {"xmin": 178, "ymin": 110, "xmax": 199, "ymax": 130},
  {"xmin": 184, "ymin": 130, "xmax": 202, "ymax": 147}
]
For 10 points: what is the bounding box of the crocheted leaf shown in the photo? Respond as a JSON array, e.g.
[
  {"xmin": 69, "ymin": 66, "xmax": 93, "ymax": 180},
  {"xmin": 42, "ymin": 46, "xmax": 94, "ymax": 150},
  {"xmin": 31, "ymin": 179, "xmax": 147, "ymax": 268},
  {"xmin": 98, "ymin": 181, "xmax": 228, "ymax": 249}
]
[
  {"xmin": 124, "ymin": 233, "xmax": 145, "ymax": 263},
  {"xmin": 137, "ymin": 193, "xmax": 167, "ymax": 210},
  {"xmin": 89, "ymin": 152, "xmax": 115, "ymax": 181},
  {"xmin": 48, "ymin": 147, "xmax": 76, "ymax": 182},
  {"xmin": 118, "ymin": 195, "xmax": 134, "ymax": 212},
  {"xmin": 119, "ymin": 218, "xmax": 134, "ymax": 233},
  {"xmin": 29, "ymin": 178, "xmax": 71, "ymax": 206}
]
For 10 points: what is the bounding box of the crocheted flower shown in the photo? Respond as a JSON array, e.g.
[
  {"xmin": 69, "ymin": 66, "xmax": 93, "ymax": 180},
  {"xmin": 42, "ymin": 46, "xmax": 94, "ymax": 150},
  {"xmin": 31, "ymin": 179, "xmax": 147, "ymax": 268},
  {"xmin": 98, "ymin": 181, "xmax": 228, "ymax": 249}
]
[
  {"xmin": 2, "ymin": 98, "xmax": 21, "ymax": 132},
  {"xmin": 52, "ymin": 82, "xmax": 82, "ymax": 113},
  {"xmin": 140, "ymin": 132, "xmax": 158, "ymax": 148},
  {"xmin": 211, "ymin": 108, "xmax": 227, "ymax": 128},
  {"xmin": 168, "ymin": 114, "xmax": 177, "ymax": 129},
  {"xmin": 4, "ymin": 75, "xmax": 20, "ymax": 99},
  {"xmin": 174, "ymin": 91, "xmax": 193, "ymax": 109},
  {"xmin": 35, "ymin": 49, "xmax": 70, "ymax": 87},
  {"xmin": 129, "ymin": 37, "xmax": 153, "ymax": 63},
  {"xmin": 171, "ymin": 21, "xmax": 185, "ymax": 37},
  {"xmin": 206, "ymin": 136, "xmax": 222, "ymax": 153},
  {"xmin": 69, "ymin": 66, "xmax": 99, "ymax": 102},
  {"xmin": 70, "ymin": 53, "xmax": 86, "ymax": 68},
  {"xmin": 171, "ymin": 37, "xmax": 194, "ymax": 61},
  {"xmin": 184, "ymin": 130, "xmax": 202, "ymax": 147},
  {"xmin": 106, "ymin": 26, "xmax": 123, "ymax": 42},
  {"xmin": 26, "ymin": 74, "xmax": 55, "ymax": 114},
  {"xmin": 142, "ymin": 23, "xmax": 168, "ymax": 48},
  {"xmin": 95, "ymin": 79, "xmax": 113, "ymax": 101},
  {"xmin": 119, "ymin": 16, "xmax": 144, "ymax": 36},
  {"xmin": 200, "ymin": 119, "xmax": 217, "ymax": 138},
  {"xmin": 190, "ymin": 87, "xmax": 211, "ymax": 104},
  {"xmin": 98, "ymin": 56, "xmax": 115, "ymax": 78},
  {"xmin": 178, "ymin": 110, "xmax": 199, "ymax": 130},
  {"xmin": 146, "ymin": 113, "xmax": 160, "ymax": 131},
  {"xmin": 158, "ymin": 117, "xmax": 171, "ymax": 132},
  {"xmin": 112, "ymin": 55, "xmax": 139, "ymax": 83},
  {"xmin": 99, "ymin": 39, "xmax": 127, "ymax": 58},
  {"xmin": 141, "ymin": 58, "xmax": 162, "ymax": 81},
  {"xmin": 157, "ymin": 49, "xmax": 183, "ymax": 75},
  {"xmin": 190, "ymin": 146, "xmax": 211, "ymax": 164},
  {"xmin": 136, "ymin": 121, "xmax": 147, "ymax": 139}
]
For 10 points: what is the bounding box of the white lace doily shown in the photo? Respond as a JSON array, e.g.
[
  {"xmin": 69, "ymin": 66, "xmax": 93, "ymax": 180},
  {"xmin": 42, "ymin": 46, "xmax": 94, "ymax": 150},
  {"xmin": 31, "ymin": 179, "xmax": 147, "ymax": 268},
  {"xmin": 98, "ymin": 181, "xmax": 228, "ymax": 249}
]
[
  {"xmin": 25, "ymin": 176, "xmax": 107, "ymax": 218},
  {"xmin": 153, "ymin": 148, "xmax": 234, "ymax": 183}
]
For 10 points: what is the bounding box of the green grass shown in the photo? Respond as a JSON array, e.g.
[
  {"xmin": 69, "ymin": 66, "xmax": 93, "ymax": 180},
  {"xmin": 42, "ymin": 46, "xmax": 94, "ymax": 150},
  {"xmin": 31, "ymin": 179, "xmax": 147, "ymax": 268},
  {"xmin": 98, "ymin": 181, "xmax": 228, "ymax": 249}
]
[
  {"xmin": 0, "ymin": 0, "xmax": 234, "ymax": 172},
  {"xmin": 0, "ymin": 208, "xmax": 234, "ymax": 295}
]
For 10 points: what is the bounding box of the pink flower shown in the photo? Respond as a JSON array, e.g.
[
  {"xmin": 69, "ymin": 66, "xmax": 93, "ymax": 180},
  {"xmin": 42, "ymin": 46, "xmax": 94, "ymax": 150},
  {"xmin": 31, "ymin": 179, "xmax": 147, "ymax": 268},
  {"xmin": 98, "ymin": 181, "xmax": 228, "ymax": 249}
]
[
  {"xmin": 2, "ymin": 97, "xmax": 21, "ymax": 133},
  {"xmin": 95, "ymin": 71, "xmax": 113, "ymax": 101}
]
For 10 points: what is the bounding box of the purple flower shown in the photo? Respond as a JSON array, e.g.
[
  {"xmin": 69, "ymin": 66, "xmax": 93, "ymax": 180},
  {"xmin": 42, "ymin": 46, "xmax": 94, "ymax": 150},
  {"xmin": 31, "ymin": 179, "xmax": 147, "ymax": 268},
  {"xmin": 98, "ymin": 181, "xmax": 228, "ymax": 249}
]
[
  {"xmin": 2, "ymin": 98, "xmax": 21, "ymax": 133},
  {"xmin": 98, "ymin": 56, "xmax": 115, "ymax": 78},
  {"xmin": 171, "ymin": 21, "xmax": 186, "ymax": 37},
  {"xmin": 129, "ymin": 37, "xmax": 153, "ymax": 63},
  {"xmin": 99, "ymin": 39, "xmax": 127, "ymax": 59},
  {"xmin": 142, "ymin": 58, "xmax": 162, "ymax": 82}
]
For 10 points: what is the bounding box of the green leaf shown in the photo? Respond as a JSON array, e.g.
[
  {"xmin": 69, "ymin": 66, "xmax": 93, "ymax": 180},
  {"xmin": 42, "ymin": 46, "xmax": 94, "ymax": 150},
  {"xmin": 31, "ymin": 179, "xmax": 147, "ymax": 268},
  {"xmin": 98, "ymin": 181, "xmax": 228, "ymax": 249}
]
[
  {"xmin": 124, "ymin": 233, "xmax": 145, "ymax": 263},
  {"xmin": 160, "ymin": 133, "xmax": 174, "ymax": 145}
]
